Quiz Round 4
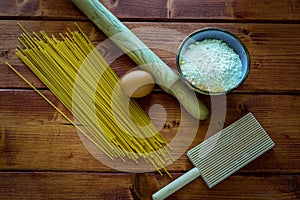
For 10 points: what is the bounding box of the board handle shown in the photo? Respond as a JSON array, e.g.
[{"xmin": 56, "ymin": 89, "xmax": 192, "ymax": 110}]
[
  {"xmin": 70, "ymin": 0, "xmax": 209, "ymax": 120},
  {"xmin": 152, "ymin": 167, "xmax": 201, "ymax": 200}
]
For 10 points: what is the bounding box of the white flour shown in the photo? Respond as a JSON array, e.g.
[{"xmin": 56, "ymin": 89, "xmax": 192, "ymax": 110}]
[{"xmin": 180, "ymin": 39, "xmax": 242, "ymax": 92}]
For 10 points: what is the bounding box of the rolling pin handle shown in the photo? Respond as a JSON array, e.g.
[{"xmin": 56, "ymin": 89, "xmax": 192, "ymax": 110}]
[
  {"xmin": 70, "ymin": 0, "xmax": 209, "ymax": 120},
  {"xmin": 152, "ymin": 167, "xmax": 201, "ymax": 200}
]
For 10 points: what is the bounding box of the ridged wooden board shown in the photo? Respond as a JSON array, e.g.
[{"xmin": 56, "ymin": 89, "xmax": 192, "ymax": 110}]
[{"xmin": 188, "ymin": 113, "xmax": 275, "ymax": 188}]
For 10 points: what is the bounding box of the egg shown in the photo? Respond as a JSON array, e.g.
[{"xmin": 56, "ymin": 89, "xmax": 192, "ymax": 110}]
[{"xmin": 119, "ymin": 70, "xmax": 155, "ymax": 98}]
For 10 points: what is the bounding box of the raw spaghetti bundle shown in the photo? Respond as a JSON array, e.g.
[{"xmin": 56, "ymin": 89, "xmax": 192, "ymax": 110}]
[{"xmin": 6, "ymin": 23, "xmax": 173, "ymax": 176}]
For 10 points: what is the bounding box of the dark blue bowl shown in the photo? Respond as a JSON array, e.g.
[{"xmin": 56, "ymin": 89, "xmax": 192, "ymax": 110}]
[{"xmin": 176, "ymin": 27, "xmax": 250, "ymax": 95}]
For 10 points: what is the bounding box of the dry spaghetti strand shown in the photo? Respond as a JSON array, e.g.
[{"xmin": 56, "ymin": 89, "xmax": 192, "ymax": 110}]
[{"xmin": 7, "ymin": 23, "xmax": 173, "ymax": 176}]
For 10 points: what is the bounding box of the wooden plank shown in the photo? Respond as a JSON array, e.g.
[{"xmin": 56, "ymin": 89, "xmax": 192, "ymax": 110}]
[
  {"xmin": 0, "ymin": 0, "xmax": 299, "ymax": 21},
  {"xmin": 0, "ymin": 0, "xmax": 167, "ymax": 19},
  {"xmin": 139, "ymin": 173, "xmax": 300, "ymax": 200},
  {"xmin": 0, "ymin": 1, "xmax": 298, "ymax": 199},
  {"xmin": 1, "ymin": 90, "xmax": 299, "ymax": 173},
  {"xmin": 170, "ymin": 0, "xmax": 300, "ymax": 21},
  {"xmin": 0, "ymin": 172, "xmax": 135, "ymax": 200},
  {"xmin": 0, "ymin": 172, "xmax": 298, "ymax": 200},
  {"xmin": 1, "ymin": 21, "xmax": 300, "ymax": 92}
]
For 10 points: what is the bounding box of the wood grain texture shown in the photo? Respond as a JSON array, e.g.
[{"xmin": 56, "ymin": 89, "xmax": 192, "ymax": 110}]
[
  {"xmin": 1, "ymin": 21, "xmax": 299, "ymax": 92},
  {"xmin": 0, "ymin": 0, "xmax": 299, "ymax": 199},
  {"xmin": 0, "ymin": 172, "xmax": 298, "ymax": 200},
  {"xmin": 0, "ymin": 172, "xmax": 135, "ymax": 200},
  {"xmin": 141, "ymin": 173, "xmax": 300, "ymax": 200},
  {"xmin": 0, "ymin": 0, "xmax": 167, "ymax": 19},
  {"xmin": 0, "ymin": 0, "xmax": 299, "ymax": 21},
  {"xmin": 170, "ymin": 0, "xmax": 300, "ymax": 21},
  {"xmin": 1, "ymin": 91, "xmax": 299, "ymax": 173},
  {"xmin": 69, "ymin": 0, "xmax": 209, "ymax": 120}
]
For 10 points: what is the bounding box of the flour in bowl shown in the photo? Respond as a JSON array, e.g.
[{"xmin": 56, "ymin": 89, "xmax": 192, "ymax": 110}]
[{"xmin": 180, "ymin": 39, "xmax": 243, "ymax": 92}]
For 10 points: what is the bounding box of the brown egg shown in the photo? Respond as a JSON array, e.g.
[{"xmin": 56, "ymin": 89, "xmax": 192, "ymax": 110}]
[{"xmin": 119, "ymin": 70, "xmax": 155, "ymax": 98}]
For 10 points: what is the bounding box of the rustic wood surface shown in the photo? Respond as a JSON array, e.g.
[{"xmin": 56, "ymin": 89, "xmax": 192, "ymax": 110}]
[{"xmin": 0, "ymin": 0, "xmax": 299, "ymax": 200}]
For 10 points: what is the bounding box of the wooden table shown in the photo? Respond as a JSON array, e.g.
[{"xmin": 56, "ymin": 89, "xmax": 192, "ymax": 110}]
[{"xmin": 0, "ymin": 0, "xmax": 299, "ymax": 199}]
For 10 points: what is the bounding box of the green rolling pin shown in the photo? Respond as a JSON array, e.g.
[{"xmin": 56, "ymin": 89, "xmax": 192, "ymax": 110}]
[{"xmin": 70, "ymin": 0, "xmax": 209, "ymax": 120}]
